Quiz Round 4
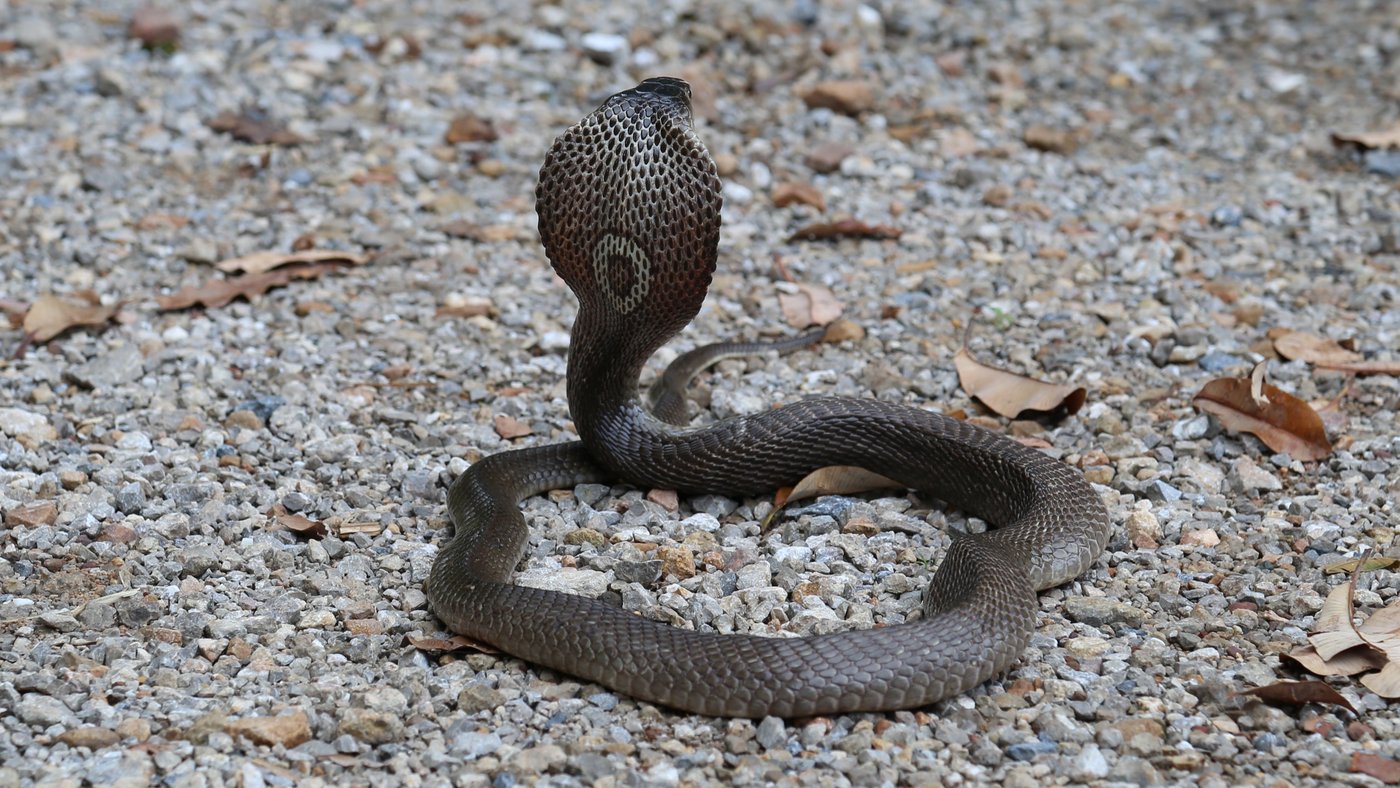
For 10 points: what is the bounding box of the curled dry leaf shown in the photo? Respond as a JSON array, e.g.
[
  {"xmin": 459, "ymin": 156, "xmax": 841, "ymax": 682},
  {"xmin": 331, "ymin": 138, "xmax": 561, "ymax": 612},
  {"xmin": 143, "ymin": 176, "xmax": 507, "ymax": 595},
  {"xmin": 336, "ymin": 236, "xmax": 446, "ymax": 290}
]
[
  {"xmin": 1234, "ymin": 680, "xmax": 1357, "ymax": 714},
  {"xmin": 207, "ymin": 110, "xmax": 303, "ymax": 146},
  {"xmin": 216, "ymin": 249, "xmax": 368, "ymax": 275},
  {"xmin": 23, "ymin": 294, "xmax": 120, "ymax": 342},
  {"xmin": 406, "ymin": 632, "xmax": 499, "ymax": 655},
  {"xmin": 1273, "ymin": 328, "xmax": 1400, "ymax": 374},
  {"xmin": 1331, "ymin": 121, "xmax": 1400, "ymax": 151},
  {"xmin": 1285, "ymin": 559, "xmax": 1400, "ymax": 698},
  {"xmin": 157, "ymin": 262, "xmax": 348, "ymax": 311},
  {"xmin": 954, "ymin": 347, "xmax": 1086, "ymax": 421},
  {"xmin": 775, "ymin": 466, "xmax": 902, "ymax": 509},
  {"xmin": 1352, "ymin": 753, "xmax": 1400, "ymax": 785},
  {"xmin": 1191, "ymin": 362, "xmax": 1332, "ymax": 461},
  {"xmin": 778, "ymin": 283, "xmax": 844, "ymax": 329},
  {"xmin": 772, "ymin": 182, "xmax": 826, "ymax": 211},
  {"xmin": 788, "ymin": 219, "xmax": 901, "ymax": 242},
  {"xmin": 1324, "ymin": 555, "xmax": 1400, "ymax": 575},
  {"xmin": 269, "ymin": 505, "xmax": 327, "ymax": 539}
]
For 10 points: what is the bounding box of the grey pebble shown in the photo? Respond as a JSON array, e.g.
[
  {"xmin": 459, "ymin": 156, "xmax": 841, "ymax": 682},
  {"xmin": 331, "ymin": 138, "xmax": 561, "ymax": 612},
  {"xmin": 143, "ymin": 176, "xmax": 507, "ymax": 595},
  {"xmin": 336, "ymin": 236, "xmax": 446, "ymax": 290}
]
[{"xmin": 65, "ymin": 344, "xmax": 144, "ymax": 389}]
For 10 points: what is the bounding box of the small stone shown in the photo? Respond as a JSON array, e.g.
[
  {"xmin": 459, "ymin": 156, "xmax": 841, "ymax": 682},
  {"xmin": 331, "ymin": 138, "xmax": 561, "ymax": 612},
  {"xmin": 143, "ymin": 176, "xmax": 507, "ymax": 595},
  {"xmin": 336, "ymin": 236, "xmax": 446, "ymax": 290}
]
[
  {"xmin": 580, "ymin": 32, "xmax": 628, "ymax": 65},
  {"xmin": 564, "ymin": 527, "xmax": 607, "ymax": 549},
  {"xmin": 646, "ymin": 488, "xmax": 678, "ymax": 511},
  {"xmin": 1066, "ymin": 636, "xmax": 1111, "ymax": 660},
  {"xmin": 458, "ymin": 683, "xmax": 505, "ymax": 714},
  {"xmin": 1144, "ymin": 480, "xmax": 1182, "ymax": 503},
  {"xmin": 655, "ymin": 546, "xmax": 697, "ymax": 579},
  {"xmin": 16, "ymin": 694, "xmax": 78, "ymax": 727},
  {"xmin": 522, "ymin": 30, "xmax": 567, "ymax": 52},
  {"xmin": 806, "ymin": 139, "xmax": 845, "ymax": 172},
  {"xmin": 224, "ymin": 410, "xmax": 263, "ymax": 430},
  {"xmin": 225, "ymin": 710, "xmax": 312, "ymax": 748},
  {"xmin": 59, "ymin": 470, "xmax": 88, "ymax": 489},
  {"xmin": 12, "ymin": 16, "xmax": 58, "ymax": 57},
  {"xmin": 518, "ymin": 567, "xmax": 609, "ymax": 597},
  {"xmin": 756, "ymin": 716, "xmax": 786, "ymax": 749},
  {"xmin": 802, "ymin": 80, "xmax": 876, "ymax": 115},
  {"xmin": 116, "ymin": 718, "xmax": 152, "ymax": 741},
  {"xmin": 129, "ymin": 5, "xmax": 180, "ymax": 48},
  {"xmin": 338, "ymin": 709, "xmax": 403, "ymax": 744},
  {"xmin": 1064, "ymin": 597, "xmax": 1144, "ymax": 627},
  {"xmin": 0, "ymin": 407, "xmax": 58, "ymax": 447},
  {"xmin": 1006, "ymin": 740, "xmax": 1057, "ymax": 761},
  {"xmin": 5, "ymin": 500, "xmax": 57, "ymax": 527},
  {"xmin": 178, "ymin": 239, "xmax": 219, "ymax": 264},
  {"xmin": 1125, "ymin": 510, "xmax": 1161, "ymax": 549},
  {"xmin": 65, "ymin": 344, "xmax": 144, "ymax": 389},
  {"xmin": 115, "ymin": 483, "xmax": 146, "ymax": 514},
  {"xmin": 1024, "ymin": 125, "xmax": 1079, "ymax": 154},
  {"xmin": 447, "ymin": 723, "xmax": 501, "ymax": 758},
  {"xmin": 1074, "ymin": 744, "xmax": 1110, "ymax": 779},
  {"xmin": 512, "ymin": 744, "xmax": 567, "ymax": 773},
  {"xmin": 1229, "ymin": 457, "xmax": 1282, "ymax": 493},
  {"xmin": 1181, "ymin": 528, "xmax": 1221, "ymax": 547},
  {"xmin": 615, "ymin": 560, "xmax": 663, "ymax": 585},
  {"xmin": 58, "ymin": 727, "xmax": 121, "ymax": 749}
]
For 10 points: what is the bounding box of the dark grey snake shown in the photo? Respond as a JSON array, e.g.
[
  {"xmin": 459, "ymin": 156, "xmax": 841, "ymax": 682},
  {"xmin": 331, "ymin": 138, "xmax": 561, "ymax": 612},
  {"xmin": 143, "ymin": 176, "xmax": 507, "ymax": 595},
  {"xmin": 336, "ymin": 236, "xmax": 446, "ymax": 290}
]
[{"xmin": 427, "ymin": 77, "xmax": 1111, "ymax": 718}]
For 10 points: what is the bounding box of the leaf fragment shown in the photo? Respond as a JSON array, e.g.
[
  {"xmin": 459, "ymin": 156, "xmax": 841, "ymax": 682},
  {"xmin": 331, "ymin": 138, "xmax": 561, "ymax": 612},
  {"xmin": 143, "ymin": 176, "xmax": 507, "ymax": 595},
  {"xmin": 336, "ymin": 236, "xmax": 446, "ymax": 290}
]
[
  {"xmin": 1234, "ymin": 680, "xmax": 1357, "ymax": 714},
  {"xmin": 1191, "ymin": 364, "xmax": 1331, "ymax": 461},
  {"xmin": 406, "ymin": 633, "xmax": 499, "ymax": 655},
  {"xmin": 1272, "ymin": 328, "xmax": 1400, "ymax": 374},
  {"xmin": 778, "ymin": 283, "xmax": 844, "ymax": 329},
  {"xmin": 772, "ymin": 182, "xmax": 826, "ymax": 210},
  {"xmin": 207, "ymin": 109, "xmax": 303, "ymax": 146},
  {"xmin": 788, "ymin": 219, "xmax": 901, "ymax": 242},
  {"xmin": 269, "ymin": 505, "xmax": 327, "ymax": 539},
  {"xmin": 157, "ymin": 262, "xmax": 348, "ymax": 311},
  {"xmin": 1287, "ymin": 557, "xmax": 1400, "ymax": 697},
  {"xmin": 215, "ymin": 249, "xmax": 368, "ymax": 275},
  {"xmin": 1331, "ymin": 121, "xmax": 1400, "ymax": 151},
  {"xmin": 23, "ymin": 294, "xmax": 120, "ymax": 342},
  {"xmin": 954, "ymin": 347, "xmax": 1086, "ymax": 421},
  {"xmin": 778, "ymin": 466, "xmax": 902, "ymax": 508}
]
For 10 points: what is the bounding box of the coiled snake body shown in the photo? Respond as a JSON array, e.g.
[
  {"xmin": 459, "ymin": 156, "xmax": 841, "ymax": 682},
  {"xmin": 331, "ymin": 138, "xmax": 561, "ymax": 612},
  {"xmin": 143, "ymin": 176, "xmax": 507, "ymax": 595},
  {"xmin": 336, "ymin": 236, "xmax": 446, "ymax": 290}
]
[{"xmin": 427, "ymin": 78, "xmax": 1111, "ymax": 718}]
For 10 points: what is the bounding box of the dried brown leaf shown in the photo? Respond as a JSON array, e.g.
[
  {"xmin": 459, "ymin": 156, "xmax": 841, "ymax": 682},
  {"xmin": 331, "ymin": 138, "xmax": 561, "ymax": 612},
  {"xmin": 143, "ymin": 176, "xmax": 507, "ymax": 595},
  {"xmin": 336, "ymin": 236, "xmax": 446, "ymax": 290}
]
[
  {"xmin": 1191, "ymin": 366, "xmax": 1331, "ymax": 461},
  {"xmin": 778, "ymin": 283, "xmax": 844, "ymax": 329},
  {"xmin": 779, "ymin": 466, "xmax": 902, "ymax": 508},
  {"xmin": 207, "ymin": 110, "xmax": 303, "ymax": 146},
  {"xmin": 1332, "ymin": 121, "xmax": 1400, "ymax": 151},
  {"xmin": 1352, "ymin": 753, "xmax": 1400, "ymax": 785},
  {"xmin": 406, "ymin": 633, "xmax": 499, "ymax": 655},
  {"xmin": 1325, "ymin": 555, "xmax": 1400, "ymax": 575},
  {"xmin": 1234, "ymin": 680, "xmax": 1357, "ymax": 714},
  {"xmin": 1288, "ymin": 557, "xmax": 1400, "ymax": 697},
  {"xmin": 23, "ymin": 295, "xmax": 120, "ymax": 343},
  {"xmin": 1272, "ymin": 328, "xmax": 1362, "ymax": 366},
  {"xmin": 788, "ymin": 219, "xmax": 901, "ymax": 242},
  {"xmin": 215, "ymin": 249, "xmax": 368, "ymax": 275},
  {"xmin": 772, "ymin": 182, "xmax": 826, "ymax": 211},
  {"xmin": 157, "ymin": 262, "xmax": 345, "ymax": 311},
  {"xmin": 493, "ymin": 414, "xmax": 532, "ymax": 439},
  {"xmin": 954, "ymin": 347, "xmax": 1086, "ymax": 420},
  {"xmin": 270, "ymin": 505, "xmax": 327, "ymax": 539}
]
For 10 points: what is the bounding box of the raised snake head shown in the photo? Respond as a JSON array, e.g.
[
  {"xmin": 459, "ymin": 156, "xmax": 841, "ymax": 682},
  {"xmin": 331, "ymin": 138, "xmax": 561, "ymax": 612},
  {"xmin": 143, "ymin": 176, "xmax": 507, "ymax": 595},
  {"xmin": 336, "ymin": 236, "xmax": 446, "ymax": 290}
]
[{"xmin": 536, "ymin": 77, "xmax": 723, "ymax": 365}]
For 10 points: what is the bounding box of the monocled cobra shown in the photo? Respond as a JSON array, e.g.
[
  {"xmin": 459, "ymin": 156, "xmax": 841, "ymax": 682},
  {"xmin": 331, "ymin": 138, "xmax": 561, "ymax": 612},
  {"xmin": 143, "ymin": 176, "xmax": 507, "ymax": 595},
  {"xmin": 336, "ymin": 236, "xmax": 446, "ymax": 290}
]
[{"xmin": 427, "ymin": 77, "xmax": 1111, "ymax": 718}]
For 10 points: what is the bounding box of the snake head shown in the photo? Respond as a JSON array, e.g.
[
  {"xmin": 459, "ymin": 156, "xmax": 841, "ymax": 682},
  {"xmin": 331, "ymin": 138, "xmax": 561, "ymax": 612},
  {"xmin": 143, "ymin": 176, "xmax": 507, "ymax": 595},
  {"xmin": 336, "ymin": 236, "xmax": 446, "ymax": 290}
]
[{"xmin": 537, "ymin": 77, "xmax": 722, "ymax": 362}]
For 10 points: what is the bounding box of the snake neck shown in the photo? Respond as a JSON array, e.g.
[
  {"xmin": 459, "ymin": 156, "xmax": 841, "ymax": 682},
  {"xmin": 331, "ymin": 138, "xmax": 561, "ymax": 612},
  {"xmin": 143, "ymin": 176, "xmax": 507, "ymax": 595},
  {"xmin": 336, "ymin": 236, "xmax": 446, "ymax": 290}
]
[{"xmin": 565, "ymin": 309, "xmax": 663, "ymax": 455}]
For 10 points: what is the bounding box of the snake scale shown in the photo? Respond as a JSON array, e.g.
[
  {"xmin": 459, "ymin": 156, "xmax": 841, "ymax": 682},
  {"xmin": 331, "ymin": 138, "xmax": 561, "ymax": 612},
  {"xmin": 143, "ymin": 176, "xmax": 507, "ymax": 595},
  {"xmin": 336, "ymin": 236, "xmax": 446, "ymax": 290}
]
[{"xmin": 427, "ymin": 77, "xmax": 1111, "ymax": 718}]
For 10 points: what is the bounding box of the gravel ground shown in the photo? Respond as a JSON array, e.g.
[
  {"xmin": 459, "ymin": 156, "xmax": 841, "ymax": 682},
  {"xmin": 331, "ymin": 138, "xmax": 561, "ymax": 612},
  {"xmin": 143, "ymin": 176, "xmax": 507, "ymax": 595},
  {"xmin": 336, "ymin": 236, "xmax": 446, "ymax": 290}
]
[{"xmin": 2, "ymin": 0, "xmax": 1399, "ymax": 785}]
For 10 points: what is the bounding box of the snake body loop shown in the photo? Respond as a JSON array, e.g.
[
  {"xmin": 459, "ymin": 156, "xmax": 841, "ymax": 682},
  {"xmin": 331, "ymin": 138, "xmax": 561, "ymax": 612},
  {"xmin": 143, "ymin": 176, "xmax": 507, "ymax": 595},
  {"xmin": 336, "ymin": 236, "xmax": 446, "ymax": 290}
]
[{"xmin": 427, "ymin": 77, "xmax": 1111, "ymax": 718}]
